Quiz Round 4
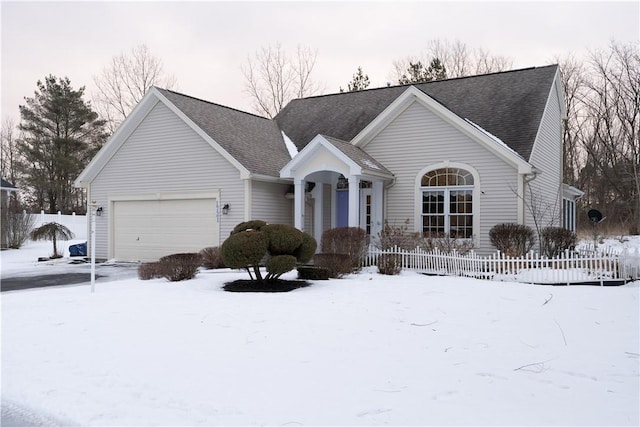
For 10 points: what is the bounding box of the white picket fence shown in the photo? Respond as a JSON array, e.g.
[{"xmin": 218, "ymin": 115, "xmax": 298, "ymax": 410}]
[
  {"xmin": 29, "ymin": 211, "xmax": 87, "ymax": 240},
  {"xmin": 363, "ymin": 246, "xmax": 640, "ymax": 284}
]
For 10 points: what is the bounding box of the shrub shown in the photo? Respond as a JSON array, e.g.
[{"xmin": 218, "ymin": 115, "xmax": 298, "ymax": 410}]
[
  {"xmin": 376, "ymin": 220, "xmax": 421, "ymax": 251},
  {"xmin": 221, "ymin": 230, "xmax": 269, "ymax": 269},
  {"xmin": 4, "ymin": 205, "xmax": 36, "ymax": 249},
  {"xmin": 489, "ymin": 223, "xmax": 535, "ymax": 257},
  {"xmin": 261, "ymin": 224, "xmax": 304, "ymax": 255},
  {"xmin": 138, "ymin": 262, "xmax": 163, "ymax": 280},
  {"xmin": 266, "ymin": 255, "xmax": 298, "ymax": 278},
  {"xmin": 294, "ymin": 232, "xmax": 317, "ymax": 264},
  {"xmin": 541, "ymin": 227, "xmax": 577, "ymax": 258},
  {"xmin": 232, "ymin": 220, "xmax": 268, "ymax": 234},
  {"xmin": 158, "ymin": 253, "xmax": 203, "ymax": 281},
  {"xmin": 314, "ymin": 253, "xmax": 352, "ymax": 278},
  {"xmin": 222, "ymin": 221, "xmax": 318, "ymax": 283},
  {"xmin": 420, "ymin": 232, "xmax": 475, "ymax": 254},
  {"xmin": 297, "ymin": 266, "xmax": 331, "ymax": 280},
  {"xmin": 200, "ymin": 246, "xmax": 226, "ymax": 269},
  {"xmin": 321, "ymin": 227, "xmax": 367, "ymax": 272},
  {"xmin": 377, "ymin": 253, "xmax": 403, "ymax": 275}
]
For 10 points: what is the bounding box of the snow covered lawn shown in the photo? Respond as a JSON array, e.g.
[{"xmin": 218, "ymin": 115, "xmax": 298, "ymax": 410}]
[{"xmin": 2, "ymin": 241, "xmax": 639, "ymax": 425}]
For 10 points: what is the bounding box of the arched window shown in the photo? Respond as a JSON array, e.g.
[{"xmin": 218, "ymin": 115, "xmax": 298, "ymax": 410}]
[{"xmin": 420, "ymin": 167, "xmax": 474, "ymax": 238}]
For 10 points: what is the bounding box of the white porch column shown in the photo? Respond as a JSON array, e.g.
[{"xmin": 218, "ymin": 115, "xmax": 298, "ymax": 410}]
[
  {"xmin": 294, "ymin": 178, "xmax": 305, "ymax": 230},
  {"xmin": 312, "ymin": 184, "xmax": 324, "ymax": 243},
  {"xmin": 348, "ymin": 175, "xmax": 360, "ymax": 228},
  {"xmin": 372, "ymin": 181, "xmax": 384, "ymax": 238}
]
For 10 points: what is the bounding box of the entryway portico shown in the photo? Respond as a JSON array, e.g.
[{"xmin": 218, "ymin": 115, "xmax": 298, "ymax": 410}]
[{"xmin": 280, "ymin": 134, "xmax": 394, "ymax": 244}]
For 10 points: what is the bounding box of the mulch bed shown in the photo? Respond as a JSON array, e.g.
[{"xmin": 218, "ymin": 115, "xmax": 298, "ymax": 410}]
[{"xmin": 223, "ymin": 279, "xmax": 311, "ymax": 293}]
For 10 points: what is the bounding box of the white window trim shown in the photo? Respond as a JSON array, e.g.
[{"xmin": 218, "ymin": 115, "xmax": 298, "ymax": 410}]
[{"xmin": 414, "ymin": 162, "xmax": 480, "ymax": 246}]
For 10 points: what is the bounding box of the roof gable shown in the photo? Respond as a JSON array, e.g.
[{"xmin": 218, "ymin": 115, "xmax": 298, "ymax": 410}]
[
  {"xmin": 275, "ymin": 65, "xmax": 559, "ymax": 161},
  {"xmin": 156, "ymin": 89, "xmax": 291, "ymax": 178},
  {"xmin": 280, "ymin": 134, "xmax": 393, "ymax": 179}
]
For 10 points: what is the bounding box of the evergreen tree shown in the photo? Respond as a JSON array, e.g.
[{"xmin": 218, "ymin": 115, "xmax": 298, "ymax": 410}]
[
  {"xmin": 18, "ymin": 75, "xmax": 107, "ymax": 213},
  {"xmin": 426, "ymin": 58, "xmax": 447, "ymax": 81},
  {"xmin": 398, "ymin": 61, "xmax": 428, "ymax": 84},
  {"xmin": 398, "ymin": 58, "xmax": 447, "ymax": 84},
  {"xmin": 340, "ymin": 66, "xmax": 370, "ymax": 92}
]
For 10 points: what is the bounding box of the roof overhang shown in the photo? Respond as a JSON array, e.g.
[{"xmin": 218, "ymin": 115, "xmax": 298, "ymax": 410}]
[
  {"xmin": 74, "ymin": 87, "xmax": 251, "ymax": 188},
  {"xmin": 563, "ymin": 183, "xmax": 584, "ymax": 199},
  {"xmin": 350, "ymin": 86, "xmax": 534, "ymax": 174}
]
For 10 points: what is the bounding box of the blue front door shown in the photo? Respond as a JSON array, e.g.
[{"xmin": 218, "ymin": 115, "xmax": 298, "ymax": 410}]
[{"xmin": 336, "ymin": 190, "xmax": 349, "ymax": 228}]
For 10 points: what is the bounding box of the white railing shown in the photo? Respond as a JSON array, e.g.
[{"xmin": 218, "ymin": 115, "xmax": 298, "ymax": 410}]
[
  {"xmin": 364, "ymin": 246, "xmax": 640, "ymax": 284},
  {"xmin": 29, "ymin": 210, "xmax": 87, "ymax": 240}
]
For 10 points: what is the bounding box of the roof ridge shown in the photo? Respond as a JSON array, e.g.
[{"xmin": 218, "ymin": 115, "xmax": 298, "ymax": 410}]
[
  {"xmin": 287, "ymin": 64, "xmax": 559, "ymax": 103},
  {"xmin": 155, "ymin": 87, "xmax": 271, "ymax": 121}
]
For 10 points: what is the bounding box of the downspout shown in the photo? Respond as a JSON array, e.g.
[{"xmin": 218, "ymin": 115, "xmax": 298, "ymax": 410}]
[{"xmin": 520, "ymin": 167, "xmax": 539, "ymax": 225}]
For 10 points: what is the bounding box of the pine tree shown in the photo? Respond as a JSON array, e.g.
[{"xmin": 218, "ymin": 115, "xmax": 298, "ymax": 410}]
[
  {"xmin": 18, "ymin": 76, "xmax": 107, "ymax": 213},
  {"xmin": 426, "ymin": 58, "xmax": 447, "ymax": 81},
  {"xmin": 398, "ymin": 58, "xmax": 447, "ymax": 84},
  {"xmin": 340, "ymin": 66, "xmax": 371, "ymax": 92}
]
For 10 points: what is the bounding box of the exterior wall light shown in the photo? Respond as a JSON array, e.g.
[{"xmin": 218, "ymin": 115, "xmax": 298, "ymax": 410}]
[{"xmin": 222, "ymin": 204, "xmax": 230, "ymax": 215}]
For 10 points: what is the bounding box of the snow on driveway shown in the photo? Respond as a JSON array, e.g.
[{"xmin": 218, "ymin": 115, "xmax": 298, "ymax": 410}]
[{"xmin": 1, "ymin": 241, "xmax": 639, "ymax": 425}]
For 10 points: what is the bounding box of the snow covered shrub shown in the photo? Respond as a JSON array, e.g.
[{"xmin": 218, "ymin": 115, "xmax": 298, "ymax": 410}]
[
  {"xmin": 138, "ymin": 262, "xmax": 163, "ymax": 280},
  {"xmin": 158, "ymin": 253, "xmax": 203, "ymax": 281},
  {"xmin": 541, "ymin": 227, "xmax": 576, "ymax": 258},
  {"xmin": 200, "ymin": 247, "xmax": 226, "ymax": 269},
  {"xmin": 321, "ymin": 227, "xmax": 367, "ymax": 272},
  {"xmin": 489, "ymin": 223, "xmax": 535, "ymax": 257},
  {"xmin": 221, "ymin": 221, "xmax": 317, "ymax": 283},
  {"xmin": 314, "ymin": 253, "xmax": 352, "ymax": 278}
]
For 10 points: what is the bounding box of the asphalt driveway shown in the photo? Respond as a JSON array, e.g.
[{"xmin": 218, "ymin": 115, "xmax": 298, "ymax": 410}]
[{"xmin": 1, "ymin": 262, "xmax": 139, "ymax": 292}]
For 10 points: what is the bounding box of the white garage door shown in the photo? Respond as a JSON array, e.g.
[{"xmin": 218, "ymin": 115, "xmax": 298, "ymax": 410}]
[{"xmin": 113, "ymin": 198, "xmax": 219, "ymax": 262}]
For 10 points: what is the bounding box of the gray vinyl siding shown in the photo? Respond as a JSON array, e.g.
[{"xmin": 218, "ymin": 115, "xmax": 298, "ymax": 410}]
[
  {"xmin": 250, "ymin": 180, "xmax": 293, "ymax": 225},
  {"xmin": 363, "ymin": 100, "xmax": 519, "ymax": 254},
  {"xmin": 89, "ymin": 101, "xmax": 245, "ymax": 259},
  {"xmin": 526, "ymin": 77, "xmax": 563, "ymax": 232}
]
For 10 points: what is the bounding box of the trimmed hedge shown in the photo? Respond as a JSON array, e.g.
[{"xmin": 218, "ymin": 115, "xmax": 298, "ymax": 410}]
[
  {"xmin": 314, "ymin": 253, "xmax": 352, "ymax": 278},
  {"xmin": 320, "ymin": 227, "xmax": 367, "ymax": 272},
  {"xmin": 297, "ymin": 266, "xmax": 331, "ymax": 280},
  {"xmin": 489, "ymin": 223, "xmax": 535, "ymax": 257},
  {"xmin": 159, "ymin": 253, "xmax": 203, "ymax": 281}
]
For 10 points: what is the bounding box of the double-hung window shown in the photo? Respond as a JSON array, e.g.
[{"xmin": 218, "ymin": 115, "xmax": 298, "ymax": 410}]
[{"xmin": 421, "ymin": 168, "xmax": 474, "ymax": 239}]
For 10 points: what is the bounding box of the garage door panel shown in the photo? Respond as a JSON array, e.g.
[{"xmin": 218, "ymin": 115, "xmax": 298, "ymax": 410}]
[{"xmin": 113, "ymin": 198, "xmax": 218, "ymax": 262}]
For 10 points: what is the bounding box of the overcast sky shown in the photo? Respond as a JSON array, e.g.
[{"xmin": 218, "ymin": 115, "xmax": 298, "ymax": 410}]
[{"xmin": 1, "ymin": 1, "xmax": 638, "ymax": 124}]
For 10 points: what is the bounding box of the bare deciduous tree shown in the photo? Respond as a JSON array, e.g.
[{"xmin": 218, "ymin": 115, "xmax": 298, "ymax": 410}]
[
  {"xmin": 580, "ymin": 41, "xmax": 640, "ymax": 232},
  {"xmin": 93, "ymin": 44, "xmax": 177, "ymax": 132},
  {"xmin": 242, "ymin": 43, "xmax": 321, "ymax": 118},
  {"xmin": 391, "ymin": 39, "xmax": 513, "ymax": 83},
  {"xmin": 1, "ymin": 117, "xmax": 21, "ymax": 186}
]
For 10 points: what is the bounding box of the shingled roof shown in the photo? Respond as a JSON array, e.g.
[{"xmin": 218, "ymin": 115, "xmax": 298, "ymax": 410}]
[
  {"xmin": 321, "ymin": 135, "xmax": 393, "ymax": 176},
  {"xmin": 156, "ymin": 88, "xmax": 291, "ymax": 177},
  {"xmin": 1, "ymin": 178, "xmax": 17, "ymax": 190},
  {"xmin": 275, "ymin": 65, "xmax": 559, "ymax": 161}
]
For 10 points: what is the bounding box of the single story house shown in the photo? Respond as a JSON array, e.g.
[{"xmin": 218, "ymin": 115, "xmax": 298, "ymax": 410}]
[{"xmin": 75, "ymin": 64, "xmax": 581, "ymax": 262}]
